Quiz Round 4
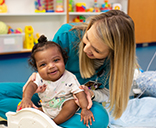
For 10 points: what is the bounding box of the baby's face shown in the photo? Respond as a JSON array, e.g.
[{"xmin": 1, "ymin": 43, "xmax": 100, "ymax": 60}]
[{"xmin": 35, "ymin": 46, "xmax": 65, "ymax": 82}]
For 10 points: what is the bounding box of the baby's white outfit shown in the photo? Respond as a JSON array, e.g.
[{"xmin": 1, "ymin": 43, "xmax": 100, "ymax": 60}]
[{"xmin": 34, "ymin": 70, "xmax": 83, "ymax": 119}]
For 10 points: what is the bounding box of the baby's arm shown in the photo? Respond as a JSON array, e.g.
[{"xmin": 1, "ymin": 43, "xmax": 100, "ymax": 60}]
[
  {"xmin": 53, "ymin": 99, "xmax": 79, "ymax": 124},
  {"xmin": 75, "ymin": 91, "xmax": 95, "ymax": 126},
  {"xmin": 17, "ymin": 81, "xmax": 38, "ymax": 111}
]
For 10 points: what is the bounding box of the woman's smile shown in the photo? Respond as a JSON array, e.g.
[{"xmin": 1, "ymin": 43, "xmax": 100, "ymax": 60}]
[{"xmin": 86, "ymin": 52, "xmax": 94, "ymax": 57}]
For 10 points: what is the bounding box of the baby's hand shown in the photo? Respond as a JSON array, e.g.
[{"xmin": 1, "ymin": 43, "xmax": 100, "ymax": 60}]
[
  {"xmin": 16, "ymin": 98, "xmax": 38, "ymax": 111},
  {"xmin": 35, "ymin": 84, "xmax": 47, "ymax": 93},
  {"xmin": 81, "ymin": 108, "xmax": 95, "ymax": 126}
]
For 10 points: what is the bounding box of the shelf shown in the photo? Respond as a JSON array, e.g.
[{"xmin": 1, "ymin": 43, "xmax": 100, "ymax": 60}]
[
  {"xmin": 69, "ymin": 12, "xmax": 102, "ymax": 15},
  {"xmin": 0, "ymin": 0, "xmax": 128, "ymax": 55},
  {"xmin": 0, "ymin": 12, "xmax": 66, "ymax": 16},
  {"xmin": 0, "ymin": 49, "xmax": 31, "ymax": 55}
]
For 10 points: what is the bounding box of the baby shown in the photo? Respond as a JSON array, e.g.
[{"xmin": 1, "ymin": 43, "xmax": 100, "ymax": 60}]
[{"xmin": 17, "ymin": 35, "xmax": 94, "ymax": 126}]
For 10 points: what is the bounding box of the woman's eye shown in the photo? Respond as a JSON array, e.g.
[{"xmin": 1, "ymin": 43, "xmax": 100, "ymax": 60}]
[{"xmin": 95, "ymin": 49, "xmax": 100, "ymax": 53}]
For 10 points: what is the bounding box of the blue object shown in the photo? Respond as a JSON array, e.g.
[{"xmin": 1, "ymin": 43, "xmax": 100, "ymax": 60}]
[
  {"xmin": 108, "ymin": 97, "xmax": 156, "ymax": 127},
  {"xmin": 136, "ymin": 71, "xmax": 156, "ymax": 97}
]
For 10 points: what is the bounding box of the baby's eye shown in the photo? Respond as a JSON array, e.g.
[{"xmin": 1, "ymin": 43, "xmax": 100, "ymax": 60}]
[
  {"xmin": 54, "ymin": 59, "xmax": 60, "ymax": 62},
  {"xmin": 40, "ymin": 63, "xmax": 46, "ymax": 67}
]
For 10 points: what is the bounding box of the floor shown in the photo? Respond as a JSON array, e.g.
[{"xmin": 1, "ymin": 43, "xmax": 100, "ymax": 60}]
[{"xmin": 136, "ymin": 44, "xmax": 156, "ymax": 71}]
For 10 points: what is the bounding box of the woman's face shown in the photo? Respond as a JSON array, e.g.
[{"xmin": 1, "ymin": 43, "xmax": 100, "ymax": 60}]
[{"xmin": 82, "ymin": 24, "xmax": 110, "ymax": 59}]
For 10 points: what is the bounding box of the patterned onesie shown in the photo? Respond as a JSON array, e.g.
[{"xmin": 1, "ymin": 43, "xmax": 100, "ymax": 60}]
[{"xmin": 34, "ymin": 70, "xmax": 83, "ymax": 119}]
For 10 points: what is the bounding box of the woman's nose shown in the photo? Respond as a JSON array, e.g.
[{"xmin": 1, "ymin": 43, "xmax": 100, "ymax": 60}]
[{"xmin": 83, "ymin": 42, "xmax": 91, "ymax": 53}]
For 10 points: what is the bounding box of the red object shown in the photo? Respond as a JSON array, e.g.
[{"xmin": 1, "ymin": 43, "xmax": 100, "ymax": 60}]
[
  {"xmin": 76, "ymin": 6, "xmax": 86, "ymax": 12},
  {"xmin": 18, "ymin": 107, "xmax": 22, "ymax": 111},
  {"xmin": 55, "ymin": 10, "xmax": 64, "ymax": 12},
  {"xmin": 0, "ymin": 0, "xmax": 5, "ymax": 5}
]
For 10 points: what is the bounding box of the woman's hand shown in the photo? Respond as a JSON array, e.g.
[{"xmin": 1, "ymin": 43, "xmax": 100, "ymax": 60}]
[
  {"xmin": 35, "ymin": 84, "xmax": 47, "ymax": 93},
  {"xmin": 74, "ymin": 85, "xmax": 93, "ymax": 109},
  {"xmin": 23, "ymin": 73, "xmax": 47, "ymax": 93},
  {"xmin": 23, "ymin": 72, "xmax": 37, "ymax": 92}
]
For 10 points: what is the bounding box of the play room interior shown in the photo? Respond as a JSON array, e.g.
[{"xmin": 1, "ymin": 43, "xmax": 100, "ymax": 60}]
[{"xmin": 0, "ymin": 0, "xmax": 156, "ymax": 128}]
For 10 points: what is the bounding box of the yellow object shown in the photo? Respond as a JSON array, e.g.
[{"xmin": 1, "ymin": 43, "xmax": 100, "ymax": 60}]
[
  {"xmin": 87, "ymin": 7, "xmax": 94, "ymax": 12},
  {"xmin": 0, "ymin": 117, "xmax": 6, "ymax": 121},
  {"xmin": 76, "ymin": 3, "xmax": 86, "ymax": 7},
  {"xmin": 69, "ymin": 4, "xmax": 72, "ymax": 12},
  {"xmin": 0, "ymin": 3, "xmax": 7, "ymax": 13},
  {"xmin": 36, "ymin": 33, "xmax": 40, "ymax": 39},
  {"xmin": 0, "ymin": 0, "xmax": 4, "ymax": 5},
  {"xmin": 0, "ymin": 21, "xmax": 8, "ymax": 34},
  {"xmin": 35, "ymin": 9, "xmax": 46, "ymax": 13},
  {"xmin": 113, "ymin": 3, "xmax": 122, "ymax": 10},
  {"xmin": 17, "ymin": 101, "xmax": 21, "ymax": 106},
  {"xmin": 73, "ymin": 17, "xmax": 80, "ymax": 22},
  {"xmin": 24, "ymin": 26, "xmax": 34, "ymax": 49},
  {"xmin": 34, "ymin": 33, "xmax": 40, "ymax": 44}
]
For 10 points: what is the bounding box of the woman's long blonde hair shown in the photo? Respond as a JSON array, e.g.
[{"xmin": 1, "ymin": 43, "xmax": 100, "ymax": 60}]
[{"xmin": 78, "ymin": 10, "xmax": 136, "ymax": 119}]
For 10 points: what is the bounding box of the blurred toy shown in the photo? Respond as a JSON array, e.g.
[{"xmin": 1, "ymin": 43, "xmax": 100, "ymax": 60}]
[
  {"xmin": 45, "ymin": 0, "xmax": 54, "ymax": 12},
  {"xmin": 73, "ymin": 16, "xmax": 85, "ymax": 22},
  {"xmin": 15, "ymin": 28, "xmax": 22, "ymax": 34},
  {"xmin": 76, "ymin": 3, "xmax": 86, "ymax": 12},
  {"xmin": 0, "ymin": 0, "xmax": 5, "ymax": 5},
  {"xmin": 17, "ymin": 102, "xmax": 22, "ymax": 111},
  {"xmin": 85, "ymin": 80, "xmax": 102, "ymax": 90},
  {"xmin": 94, "ymin": 0, "xmax": 100, "ymax": 12},
  {"xmin": 55, "ymin": 0, "xmax": 64, "ymax": 12},
  {"xmin": 112, "ymin": 3, "xmax": 122, "ymax": 10},
  {"xmin": 86, "ymin": 7, "xmax": 94, "ymax": 12},
  {"xmin": 34, "ymin": 33, "xmax": 40, "ymax": 44},
  {"xmin": 69, "ymin": 0, "xmax": 75, "ymax": 12},
  {"xmin": 0, "ymin": 21, "xmax": 8, "ymax": 34},
  {"xmin": 8, "ymin": 26, "xmax": 22, "ymax": 34},
  {"xmin": 24, "ymin": 26, "xmax": 34, "ymax": 49},
  {"xmin": 34, "ymin": 0, "xmax": 46, "ymax": 13},
  {"xmin": 0, "ymin": 0, "xmax": 7, "ymax": 13},
  {"xmin": 8, "ymin": 26, "xmax": 14, "ymax": 34},
  {"xmin": 100, "ymin": 0, "xmax": 112, "ymax": 12}
]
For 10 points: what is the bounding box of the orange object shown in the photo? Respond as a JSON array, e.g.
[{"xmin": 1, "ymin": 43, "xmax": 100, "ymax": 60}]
[{"xmin": 55, "ymin": 0, "xmax": 64, "ymax": 12}]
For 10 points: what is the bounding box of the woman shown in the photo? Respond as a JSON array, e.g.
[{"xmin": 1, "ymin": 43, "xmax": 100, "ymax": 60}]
[{"xmin": 0, "ymin": 10, "xmax": 136, "ymax": 128}]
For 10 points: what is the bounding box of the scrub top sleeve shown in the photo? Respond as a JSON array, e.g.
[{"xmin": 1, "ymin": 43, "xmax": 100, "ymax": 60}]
[{"xmin": 53, "ymin": 24, "xmax": 72, "ymax": 50}]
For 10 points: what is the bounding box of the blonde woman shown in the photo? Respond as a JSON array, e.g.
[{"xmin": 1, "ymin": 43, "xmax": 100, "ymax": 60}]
[{"xmin": 0, "ymin": 10, "xmax": 136, "ymax": 128}]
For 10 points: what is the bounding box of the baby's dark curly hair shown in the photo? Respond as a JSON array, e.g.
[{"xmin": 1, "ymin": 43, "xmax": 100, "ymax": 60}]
[{"xmin": 28, "ymin": 35, "xmax": 68, "ymax": 71}]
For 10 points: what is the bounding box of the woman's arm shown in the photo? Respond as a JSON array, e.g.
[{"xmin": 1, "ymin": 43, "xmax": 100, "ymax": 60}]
[
  {"xmin": 75, "ymin": 86, "xmax": 109, "ymax": 109},
  {"xmin": 79, "ymin": 86, "xmax": 109, "ymax": 104},
  {"xmin": 92, "ymin": 88, "xmax": 109, "ymax": 102}
]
